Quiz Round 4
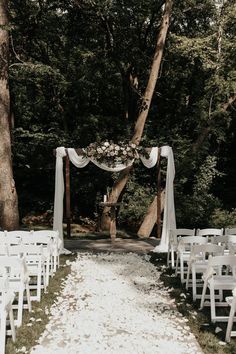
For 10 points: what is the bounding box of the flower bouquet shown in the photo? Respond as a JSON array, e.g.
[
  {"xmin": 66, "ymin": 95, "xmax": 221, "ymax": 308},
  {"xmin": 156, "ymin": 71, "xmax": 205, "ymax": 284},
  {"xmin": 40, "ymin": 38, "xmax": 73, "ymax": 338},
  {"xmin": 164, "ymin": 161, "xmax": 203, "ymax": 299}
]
[{"xmin": 85, "ymin": 141, "xmax": 147, "ymax": 167}]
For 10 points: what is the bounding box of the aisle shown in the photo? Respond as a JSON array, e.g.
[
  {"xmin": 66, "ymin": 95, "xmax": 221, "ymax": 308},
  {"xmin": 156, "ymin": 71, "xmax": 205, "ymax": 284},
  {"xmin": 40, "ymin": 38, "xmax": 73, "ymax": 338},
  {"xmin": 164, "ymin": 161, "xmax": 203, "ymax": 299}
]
[{"xmin": 31, "ymin": 253, "xmax": 202, "ymax": 354}]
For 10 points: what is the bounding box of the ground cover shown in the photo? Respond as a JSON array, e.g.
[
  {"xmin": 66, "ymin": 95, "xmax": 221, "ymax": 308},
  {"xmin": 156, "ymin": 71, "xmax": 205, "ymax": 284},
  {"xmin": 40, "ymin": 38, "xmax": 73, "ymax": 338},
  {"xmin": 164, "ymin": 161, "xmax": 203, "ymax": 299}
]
[
  {"xmin": 150, "ymin": 253, "xmax": 236, "ymax": 354},
  {"xmin": 6, "ymin": 250, "xmax": 236, "ymax": 354}
]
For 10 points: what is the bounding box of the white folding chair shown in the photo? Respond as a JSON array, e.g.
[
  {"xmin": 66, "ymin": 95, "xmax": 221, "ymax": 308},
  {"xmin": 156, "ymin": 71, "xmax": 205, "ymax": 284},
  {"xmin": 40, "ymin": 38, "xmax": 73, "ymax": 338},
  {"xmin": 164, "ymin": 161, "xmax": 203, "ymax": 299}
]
[
  {"xmin": 225, "ymin": 228, "xmax": 236, "ymax": 235},
  {"xmin": 225, "ymin": 287, "xmax": 236, "ymax": 342},
  {"xmin": 0, "ymin": 277, "xmax": 16, "ymax": 354},
  {"xmin": 33, "ymin": 230, "xmax": 61, "ymax": 272},
  {"xmin": 20, "ymin": 234, "xmax": 53, "ymax": 287},
  {"xmin": 167, "ymin": 228, "xmax": 195, "ymax": 269},
  {"xmin": 186, "ymin": 244, "xmax": 224, "ymax": 301},
  {"xmin": 200, "ymin": 255, "xmax": 236, "ymax": 322},
  {"xmin": 8, "ymin": 245, "xmax": 46, "ymax": 302},
  {"xmin": 175, "ymin": 236, "xmax": 208, "ymax": 283},
  {"xmin": 0, "ymin": 257, "xmax": 31, "ymax": 327}
]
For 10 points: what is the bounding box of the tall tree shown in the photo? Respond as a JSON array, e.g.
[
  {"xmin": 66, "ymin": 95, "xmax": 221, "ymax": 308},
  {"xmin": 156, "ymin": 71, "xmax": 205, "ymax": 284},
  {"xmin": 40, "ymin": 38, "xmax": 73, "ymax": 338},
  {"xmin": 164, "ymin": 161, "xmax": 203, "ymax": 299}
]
[
  {"xmin": 100, "ymin": 0, "xmax": 173, "ymax": 230},
  {"xmin": 0, "ymin": 0, "xmax": 19, "ymax": 230}
]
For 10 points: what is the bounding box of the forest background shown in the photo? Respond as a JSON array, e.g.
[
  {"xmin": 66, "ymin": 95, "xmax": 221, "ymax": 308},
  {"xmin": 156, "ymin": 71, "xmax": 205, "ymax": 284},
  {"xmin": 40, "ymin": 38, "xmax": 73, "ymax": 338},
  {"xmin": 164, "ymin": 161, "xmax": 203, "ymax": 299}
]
[{"xmin": 3, "ymin": 0, "xmax": 236, "ymax": 233}]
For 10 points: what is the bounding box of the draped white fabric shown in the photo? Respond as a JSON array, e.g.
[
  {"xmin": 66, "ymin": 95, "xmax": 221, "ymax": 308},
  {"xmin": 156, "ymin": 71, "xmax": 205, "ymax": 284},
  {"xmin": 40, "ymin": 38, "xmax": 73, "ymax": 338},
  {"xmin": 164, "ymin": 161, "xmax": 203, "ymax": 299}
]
[
  {"xmin": 53, "ymin": 147, "xmax": 66, "ymax": 253},
  {"xmin": 139, "ymin": 147, "xmax": 158, "ymax": 168},
  {"xmin": 67, "ymin": 148, "xmax": 90, "ymax": 168},
  {"xmin": 153, "ymin": 146, "xmax": 176, "ymax": 253},
  {"xmin": 53, "ymin": 145, "xmax": 176, "ymax": 253}
]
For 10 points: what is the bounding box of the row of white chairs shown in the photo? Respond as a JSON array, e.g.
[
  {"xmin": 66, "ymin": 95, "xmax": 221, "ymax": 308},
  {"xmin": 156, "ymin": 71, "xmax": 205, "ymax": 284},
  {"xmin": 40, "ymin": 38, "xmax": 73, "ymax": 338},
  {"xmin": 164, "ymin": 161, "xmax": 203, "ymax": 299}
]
[
  {"xmin": 168, "ymin": 228, "xmax": 236, "ymax": 343},
  {"xmin": 0, "ymin": 229, "xmax": 61, "ymax": 354},
  {"xmin": 167, "ymin": 228, "xmax": 236, "ymax": 269},
  {"xmin": 0, "ymin": 230, "xmax": 61, "ymax": 276}
]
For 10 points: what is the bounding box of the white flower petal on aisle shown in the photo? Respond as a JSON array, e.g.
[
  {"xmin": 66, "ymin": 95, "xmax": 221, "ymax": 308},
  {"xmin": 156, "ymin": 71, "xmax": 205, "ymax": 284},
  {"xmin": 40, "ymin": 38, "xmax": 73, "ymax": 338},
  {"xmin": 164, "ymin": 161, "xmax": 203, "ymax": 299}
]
[{"xmin": 31, "ymin": 253, "xmax": 202, "ymax": 354}]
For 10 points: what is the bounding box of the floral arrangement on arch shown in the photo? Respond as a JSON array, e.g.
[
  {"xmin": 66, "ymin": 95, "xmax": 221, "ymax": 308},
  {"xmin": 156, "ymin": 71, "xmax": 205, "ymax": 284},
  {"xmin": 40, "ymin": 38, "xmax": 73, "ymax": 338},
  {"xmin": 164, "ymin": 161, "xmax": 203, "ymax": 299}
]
[{"xmin": 85, "ymin": 141, "xmax": 148, "ymax": 167}]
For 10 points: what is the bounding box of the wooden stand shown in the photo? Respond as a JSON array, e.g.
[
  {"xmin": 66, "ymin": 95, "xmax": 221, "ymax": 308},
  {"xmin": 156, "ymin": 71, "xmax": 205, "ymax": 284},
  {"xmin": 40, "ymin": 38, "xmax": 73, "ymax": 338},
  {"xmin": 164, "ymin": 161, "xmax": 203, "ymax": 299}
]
[{"xmin": 99, "ymin": 202, "xmax": 121, "ymax": 241}]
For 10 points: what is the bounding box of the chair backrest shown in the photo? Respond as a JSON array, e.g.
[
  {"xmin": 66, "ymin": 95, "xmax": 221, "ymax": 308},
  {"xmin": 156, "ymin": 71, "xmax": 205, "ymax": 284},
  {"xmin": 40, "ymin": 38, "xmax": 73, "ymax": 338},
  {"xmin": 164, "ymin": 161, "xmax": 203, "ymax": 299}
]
[
  {"xmin": 6, "ymin": 230, "xmax": 32, "ymax": 238},
  {"xmin": 33, "ymin": 230, "xmax": 62, "ymax": 250},
  {"xmin": 170, "ymin": 229, "xmax": 195, "ymax": 244},
  {"xmin": 212, "ymin": 235, "xmax": 236, "ymax": 247},
  {"xmin": 196, "ymin": 228, "xmax": 223, "ymax": 237},
  {"xmin": 207, "ymin": 255, "xmax": 236, "ymax": 277},
  {"xmin": 8, "ymin": 244, "xmax": 44, "ymax": 257},
  {"xmin": 33, "ymin": 230, "xmax": 58, "ymax": 238},
  {"xmin": 0, "ymin": 256, "xmax": 28, "ymax": 281},
  {"xmin": 177, "ymin": 236, "xmax": 208, "ymax": 252},
  {"xmin": 0, "ymin": 231, "xmax": 21, "ymax": 245},
  {"xmin": 191, "ymin": 244, "xmax": 224, "ymax": 260},
  {"xmin": 20, "ymin": 234, "xmax": 52, "ymax": 245},
  {"xmin": 225, "ymin": 228, "xmax": 236, "ymax": 235}
]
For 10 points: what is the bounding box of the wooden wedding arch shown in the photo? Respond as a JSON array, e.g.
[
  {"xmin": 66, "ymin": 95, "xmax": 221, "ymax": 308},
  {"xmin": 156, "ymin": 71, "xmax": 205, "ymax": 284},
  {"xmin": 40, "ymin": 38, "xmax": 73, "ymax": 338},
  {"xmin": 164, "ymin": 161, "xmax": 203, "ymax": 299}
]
[{"xmin": 53, "ymin": 144, "xmax": 176, "ymax": 253}]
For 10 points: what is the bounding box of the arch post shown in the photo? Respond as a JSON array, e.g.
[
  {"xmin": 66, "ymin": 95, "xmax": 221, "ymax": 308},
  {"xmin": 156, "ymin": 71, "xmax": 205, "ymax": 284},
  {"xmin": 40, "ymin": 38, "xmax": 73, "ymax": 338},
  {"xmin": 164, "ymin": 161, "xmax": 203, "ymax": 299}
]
[
  {"xmin": 65, "ymin": 150, "xmax": 71, "ymax": 238},
  {"xmin": 156, "ymin": 148, "xmax": 162, "ymax": 238}
]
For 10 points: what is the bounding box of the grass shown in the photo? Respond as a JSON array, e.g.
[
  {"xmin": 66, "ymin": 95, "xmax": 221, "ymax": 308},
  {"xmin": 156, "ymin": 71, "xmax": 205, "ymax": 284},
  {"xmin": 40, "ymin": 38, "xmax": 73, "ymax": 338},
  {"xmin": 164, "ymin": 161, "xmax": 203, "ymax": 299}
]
[
  {"xmin": 6, "ymin": 253, "xmax": 77, "ymax": 354},
  {"xmin": 150, "ymin": 253, "xmax": 236, "ymax": 354}
]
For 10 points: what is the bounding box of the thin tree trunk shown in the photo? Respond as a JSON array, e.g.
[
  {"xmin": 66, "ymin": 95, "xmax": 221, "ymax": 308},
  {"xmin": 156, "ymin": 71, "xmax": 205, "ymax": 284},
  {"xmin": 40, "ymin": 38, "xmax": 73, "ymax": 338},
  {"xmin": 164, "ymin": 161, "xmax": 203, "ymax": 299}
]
[
  {"xmin": 0, "ymin": 0, "xmax": 19, "ymax": 230},
  {"xmin": 100, "ymin": 0, "xmax": 172, "ymax": 229},
  {"xmin": 137, "ymin": 191, "xmax": 165, "ymax": 238}
]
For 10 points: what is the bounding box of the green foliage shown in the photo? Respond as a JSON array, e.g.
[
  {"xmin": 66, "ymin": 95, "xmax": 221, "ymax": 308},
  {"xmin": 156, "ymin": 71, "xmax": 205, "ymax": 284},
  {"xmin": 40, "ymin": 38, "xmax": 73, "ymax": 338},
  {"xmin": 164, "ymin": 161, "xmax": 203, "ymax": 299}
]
[
  {"xmin": 6, "ymin": 0, "xmax": 236, "ymax": 228},
  {"xmin": 118, "ymin": 175, "xmax": 155, "ymax": 230},
  {"xmin": 210, "ymin": 208, "xmax": 236, "ymax": 228}
]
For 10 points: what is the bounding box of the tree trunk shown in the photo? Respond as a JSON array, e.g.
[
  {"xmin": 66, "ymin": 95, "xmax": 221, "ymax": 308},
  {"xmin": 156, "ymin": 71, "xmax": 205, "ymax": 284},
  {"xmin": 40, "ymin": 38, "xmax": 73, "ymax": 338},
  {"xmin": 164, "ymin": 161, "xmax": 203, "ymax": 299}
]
[
  {"xmin": 0, "ymin": 0, "xmax": 19, "ymax": 230},
  {"xmin": 137, "ymin": 191, "xmax": 165, "ymax": 238},
  {"xmin": 100, "ymin": 0, "xmax": 172, "ymax": 229}
]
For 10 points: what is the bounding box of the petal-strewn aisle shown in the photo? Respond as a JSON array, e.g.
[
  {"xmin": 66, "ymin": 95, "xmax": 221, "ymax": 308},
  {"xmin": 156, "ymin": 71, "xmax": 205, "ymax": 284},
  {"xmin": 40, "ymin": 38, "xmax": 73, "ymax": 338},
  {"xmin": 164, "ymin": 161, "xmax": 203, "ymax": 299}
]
[{"xmin": 31, "ymin": 253, "xmax": 202, "ymax": 354}]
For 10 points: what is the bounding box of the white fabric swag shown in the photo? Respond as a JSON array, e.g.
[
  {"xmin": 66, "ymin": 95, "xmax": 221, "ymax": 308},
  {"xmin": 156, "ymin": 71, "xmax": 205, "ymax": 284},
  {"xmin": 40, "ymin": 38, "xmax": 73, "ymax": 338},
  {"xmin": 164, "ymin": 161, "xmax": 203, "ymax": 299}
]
[{"xmin": 53, "ymin": 146, "xmax": 176, "ymax": 253}]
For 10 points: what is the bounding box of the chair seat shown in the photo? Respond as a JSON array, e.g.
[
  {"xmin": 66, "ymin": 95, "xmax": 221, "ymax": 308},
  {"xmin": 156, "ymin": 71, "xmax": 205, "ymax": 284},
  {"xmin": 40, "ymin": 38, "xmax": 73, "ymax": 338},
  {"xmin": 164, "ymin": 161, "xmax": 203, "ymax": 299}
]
[{"xmin": 209, "ymin": 276, "xmax": 236, "ymax": 289}]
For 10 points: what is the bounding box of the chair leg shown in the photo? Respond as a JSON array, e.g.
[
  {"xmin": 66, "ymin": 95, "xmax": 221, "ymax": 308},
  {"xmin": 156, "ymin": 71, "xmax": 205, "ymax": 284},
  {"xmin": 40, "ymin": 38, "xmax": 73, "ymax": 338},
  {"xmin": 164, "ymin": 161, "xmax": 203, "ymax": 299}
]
[
  {"xmin": 0, "ymin": 311, "xmax": 6, "ymax": 354},
  {"xmin": 171, "ymin": 248, "xmax": 175, "ymax": 269},
  {"xmin": 186, "ymin": 263, "xmax": 191, "ymax": 290},
  {"xmin": 167, "ymin": 247, "xmax": 170, "ymax": 266},
  {"xmin": 210, "ymin": 281, "xmax": 216, "ymax": 322},
  {"xmin": 9, "ymin": 308, "xmax": 16, "ymax": 342},
  {"xmin": 180, "ymin": 257, "xmax": 184, "ymax": 283},
  {"xmin": 226, "ymin": 299, "xmax": 236, "ymax": 342},
  {"xmin": 16, "ymin": 289, "xmax": 24, "ymax": 327},
  {"xmin": 37, "ymin": 268, "xmax": 41, "ymax": 301},
  {"xmin": 26, "ymin": 284, "xmax": 32, "ymax": 312},
  {"xmin": 175, "ymin": 254, "xmax": 179, "ymax": 276},
  {"xmin": 192, "ymin": 265, "xmax": 197, "ymax": 301},
  {"xmin": 200, "ymin": 280, "xmax": 208, "ymax": 309}
]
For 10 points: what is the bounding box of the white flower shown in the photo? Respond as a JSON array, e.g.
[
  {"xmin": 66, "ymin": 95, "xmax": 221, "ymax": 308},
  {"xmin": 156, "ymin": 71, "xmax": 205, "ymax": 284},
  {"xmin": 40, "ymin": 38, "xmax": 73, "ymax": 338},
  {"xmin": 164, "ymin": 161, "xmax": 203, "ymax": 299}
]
[
  {"xmin": 130, "ymin": 143, "xmax": 136, "ymax": 148},
  {"xmin": 97, "ymin": 148, "xmax": 103, "ymax": 153},
  {"xmin": 123, "ymin": 151, "xmax": 127, "ymax": 155},
  {"xmin": 115, "ymin": 146, "xmax": 120, "ymax": 151},
  {"xmin": 104, "ymin": 142, "xmax": 109, "ymax": 147}
]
